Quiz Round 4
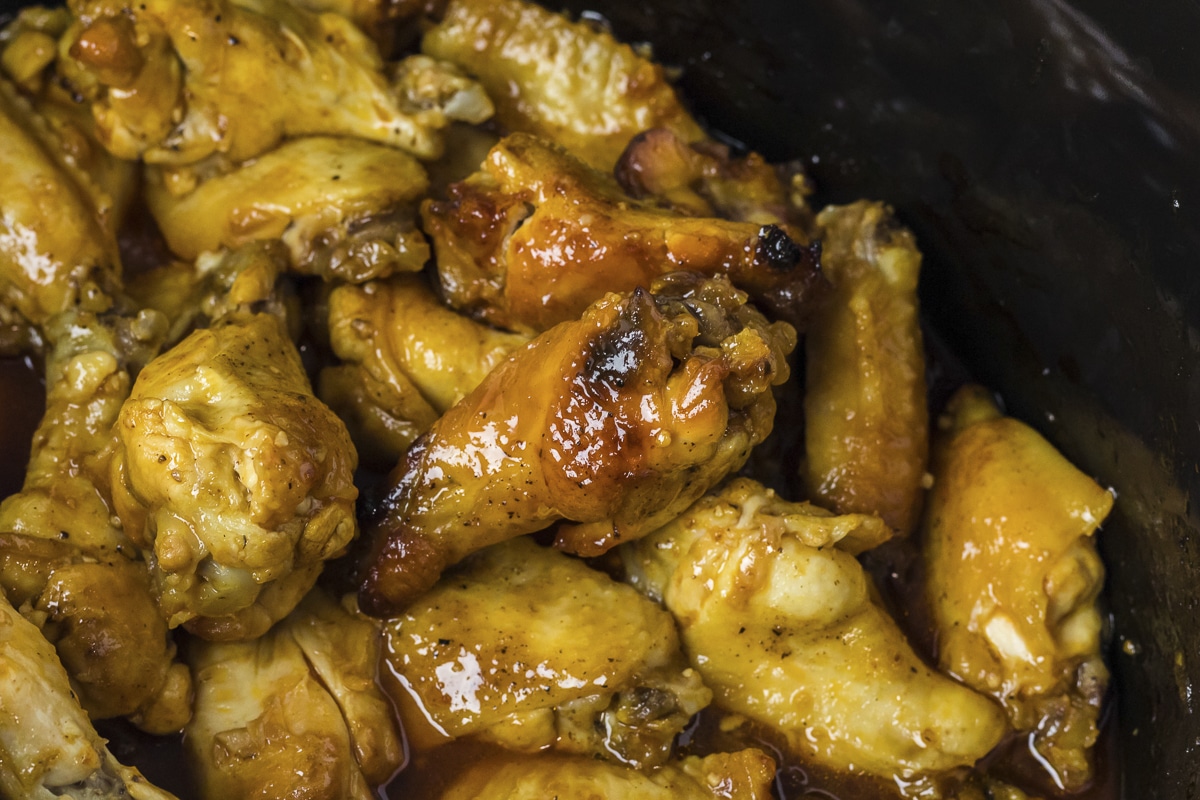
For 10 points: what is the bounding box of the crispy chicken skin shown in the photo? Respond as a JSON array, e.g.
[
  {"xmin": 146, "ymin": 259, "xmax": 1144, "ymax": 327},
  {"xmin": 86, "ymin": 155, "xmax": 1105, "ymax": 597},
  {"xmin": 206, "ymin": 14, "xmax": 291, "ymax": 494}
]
[
  {"xmin": 321, "ymin": 274, "xmax": 530, "ymax": 467},
  {"xmin": 112, "ymin": 313, "xmax": 359, "ymax": 640},
  {"xmin": 359, "ymin": 273, "xmax": 794, "ymax": 615},
  {"xmin": 422, "ymin": 0, "xmax": 705, "ymax": 172},
  {"xmin": 802, "ymin": 201, "xmax": 928, "ymax": 542},
  {"xmin": 0, "ymin": 77, "xmax": 119, "ymax": 330},
  {"xmin": 0, "ymin": 309, "xmax": 192, "ymax": 734},
  {"xmin": 145, "ymin": 136, "xmax": 432, "ymax": 282},
  {"xmin": 924, "ymin": 385, "xmax": 1112, "ymax": 791},
  {"xmin": 615, "ymin": 127, "xmax": 814, "ymax": 230},
  {"xmin": 186, "ymin": 589, "xmax": 403, "ymax": 800},
  {"xmin": 623, "ymin": 478, "xmax": 1009, "ymax": 793},
  {"xmin": 382, "ymin": 538, "xmax": 711, "ymax": 766},
  {"xmin": 61, "ymin": 0, "xmax": 483, "ymax": 164},
  {"xmin": 422, "ymin": 133, "xmax": 825, "ymax": 335},
  {"xmin": 437, "ymin": 750, "xmax": 776, "ymax": 800},
  {"xmin": 0, "ymin": 588, "xmax": 179, "ymax": 800}
]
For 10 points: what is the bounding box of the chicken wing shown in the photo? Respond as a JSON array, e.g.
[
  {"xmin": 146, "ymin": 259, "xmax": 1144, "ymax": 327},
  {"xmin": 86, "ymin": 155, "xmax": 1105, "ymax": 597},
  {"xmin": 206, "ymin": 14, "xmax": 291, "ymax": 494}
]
[
  {"xmin": 422, "ymin": 0, "xmax": 705, "ymax": 172},
  {"xmin": 0, "ymin": 77, "xmax": 119, "ymax": 330},
  {"xmin": 61, "ymin": 0, "xmax": 485, "ymax": 164},
  {"xmin": 0, "ymin": 309, "xmax": 192, "ymax": 734},
  {"xmin": 802, "ymin": 201, "xmax": 928, "ymax": 542},
  {"xmin": 111, "ymin": 313, "xmax": 359, "ymax": 640},
  {"xmin": 145, "ymin": 136, "xmax": 431, "ymax": 282},
  {"xmin": 359, "ymin": 272, "xmax": 794, "ymax": 615},
  {"xmin": 924, "ymin": 385, "xmax": 1113, "ymax": 791},
  {"xmin": 321, "ymin": 274, "xmax": 529, "ymax": 467},
  {"xmin": 437, "ymin": 749, "xmax": 776, "ymax": 800},
  {"xmin": 615, "ymin": 127, "xmax": 814, "ymax": 230},
  {"xmin": 622, "ymin": 478, "xmax": 1009, "ymax": 794},
  {"xmin": 0, "ymin": 582, "xmax": 179, "ymax": 800},
  {"xmin": 423, "ymin": 133, "xmax": 825, "ymax": 334},
  {"xmin": 382, "ymin": 538, "xmax": 710, "ymax": 767},
  {"xmin": 186, "ymin": 588, "xmax": 403, "ymax": 800}
]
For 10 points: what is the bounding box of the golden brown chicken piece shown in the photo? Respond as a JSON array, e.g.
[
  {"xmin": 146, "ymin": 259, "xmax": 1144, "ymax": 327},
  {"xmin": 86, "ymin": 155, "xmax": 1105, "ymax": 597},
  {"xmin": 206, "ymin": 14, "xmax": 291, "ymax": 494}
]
[
  {"xmin": 615, "ymin": 126, "xmax": 815, "ymax": 229},
  {"xmin": 802, "ymin": 201, "xmax": 928, "ymax": 542},
  {"xmin": 321, "ymin": 274, "xmax": 530, "ymax": 467},
  {"xmin": 382, "ymin": 538, "xmax": 711, "ymax": 766},
  {"xmin": 186, "ymin": 588, "xmax": 403, "ymax": 800},
  {"xmin": 145, "ymin": 137, "xmax": 431, "ymax": 282},
  {"xmin": 0, "ymin": 77, "xmax": 119, "ymax": 331},
  {"xmin": 623, "ymin": 478, "xmax": 1009, "ymax": 795},
  {"xmin": 0, "ymin": 591, "xmax": 180, "ymax": 800},
  {"xmin": 423, "ymin": 133, "xmax": 825, "ymax": 334},
  {"xmin": 111, "ymin": 313, "xmax": 359, "ymax": 640},
  {"xmin": 422, "ymin": 0, "xmax": 705, "ymax": 172},
  {"xmin": 437, "ymin": 750, "xmax": 777, "ymax": 800},
  {"xmin": 924, "ymin": 385, "xmax": 1113, "ymax": 792},
  {"xmin": 0, "ymin": 309, "xmax": 192, "ymax": 735},
  {"xmin": 1, "ymin": 10, "xmax": 139, "ymax": 238},
  {"xmin": 359, "ymin": 273, "xmax": 794, "ymax": 615},
  {"xmin": 60, "ymin": 0, "xmax": 486, "ymax": 164},
  {"xmin": 0, "ymin": 7, "xmax": 67, "ymax": 91}
]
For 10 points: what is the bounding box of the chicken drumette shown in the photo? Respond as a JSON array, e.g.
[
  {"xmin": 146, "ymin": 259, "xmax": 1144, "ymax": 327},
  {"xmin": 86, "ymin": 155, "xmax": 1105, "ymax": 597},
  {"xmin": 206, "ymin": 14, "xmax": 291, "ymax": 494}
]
[
  {"xmin": 422, "ymin": 133, "xmax": 825, "ymax": 335},
  {"xmin": 359, "ymin": 272, "xmax": 794, "ymax": 615}
]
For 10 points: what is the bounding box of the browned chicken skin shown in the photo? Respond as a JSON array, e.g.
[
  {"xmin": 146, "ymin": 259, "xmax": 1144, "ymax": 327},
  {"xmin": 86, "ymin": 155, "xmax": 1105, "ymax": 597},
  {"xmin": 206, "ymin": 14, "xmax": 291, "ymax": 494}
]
[
  {"xmin": 359, "ymin": 273, "xmax": 794, "ymax": 616},
  {"xmin": 422, "ymin": 0, "xmax": 705, "ymax": 172},
  {"xmin": 615, "ymin": 126, "xmax": 815, "ymax": 230},
  {"xmin": 422, "ymin": 133, "xmax": 825, "ymax": 335}
]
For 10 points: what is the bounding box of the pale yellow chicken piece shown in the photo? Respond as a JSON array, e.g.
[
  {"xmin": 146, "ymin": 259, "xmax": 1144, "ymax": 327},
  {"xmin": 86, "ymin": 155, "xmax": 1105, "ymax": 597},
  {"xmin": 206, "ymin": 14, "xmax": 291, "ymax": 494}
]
[
  {"xmin": 145, "ymin": 136, "xmax": 431, "ymax": 282},
  {"xmin": 623, "ymin": 478, "xmax": 1009, "ymax": 794},
  {"xmin": 124, "ymin": 241, "xmax": 290, "ymax": 348},
  {"xmin": 359, "ymin": 273, "xmax": 795, "ymax": 615},
  {"xmin": 438, "ymin": 749, "xmax": 777, "ymax": 800},
  {"xmin": 1, "ymin": 11, "xmax": 139, "ymax": 239},
  {"xmin": 423, "ymin": 133, "xmax": 825, "ymax": 335},
  {"xmin": 422, "ymin": 0, "xmax": 705, "ymax": 172},
  {"xmin": 62, "ymin": 0, "xmax": 488, "ymax": 164},
  {"xmin": 0, "ymin": 77, "xmax": 118, "ymax": 330},
  {"xmin": 321, "ymin": 274, "xmax": 530, "ymax": 467},
  {"xmin": 925, "ymin": 385, "xmax": 1113, "ymax": 792},
  {"xmin": 802, "ymin": 200, "xmax": 928, "ymax": 542},
  {"xmin": 615, "ymin": 126, "xmax": 814, "ymax": 229},
  {"xmin": 187, "ymin": 588, "xmax": 403, "ymax": 800},
  {"xmin": 0, "ymin": 309, "xmax": 192, "ymax": 734},
  {"xmin": 0, "ymin": 590, "xmax": 179, "ymax": 800},
  {"xmin": 111, "ymin": 313, "xmax": 359, "ymax": 640},
  {"xmin": 382, "ymin": 538, "xmax": 711, "ymax": 767}
]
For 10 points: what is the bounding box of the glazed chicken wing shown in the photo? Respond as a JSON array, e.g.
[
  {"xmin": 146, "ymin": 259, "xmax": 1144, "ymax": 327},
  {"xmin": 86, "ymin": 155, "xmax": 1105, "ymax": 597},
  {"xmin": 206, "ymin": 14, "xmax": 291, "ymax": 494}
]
[
  {"xmin": 423, "ymin": 133, "xmax": 825, "ymax": 334},
  {"xmin": 422, "ymin": 0, "xmax": 705, "ymax": 172},
  {"xmin": 924, "ymin": 385, "xmax": 1112, "ymax": 791},
  {"xmin": 623, "ymin": 478, "xmax": 1008, "ymax": 795},
  {"xmin": 438, "ymin": 750, "xmax": 776, "ymax": 800},
  {"xmin": 111, "ymin": 313, "xmax": 359, "ymax": 640},
  {"xmin": 0, "ymin": 591, "xmax": 179, "ymax": 800},
  {"xmin": 802, "ymin": 200, "xmax": 928, "ymax": 541},
  {"xmin": 61, "ymin": 0, "xmax": 488, "ymax": 164},
  {"xmin": 0, "ymin": 77, "xmax": 119, "ymax": 331},
  {"xmin": 186, "ymin": 588, "xmax": 403, "ymax": 800},
  {"xmin": 145, "ymin": 136, "xmax": 432, "ymax": 283},
  {"xmin": 321, "ymin": 274, "xmax": 529, "ymax": 467},
  {"xmin": 0, "ymin": 309, "xmax": 192, "ymax": 734},
  {"xmin": 382, "ymin": 538, "xmax": 711, "ymax": 766},
  {"xmin": 359, "ymin": 273, "xmax": 794, "ymax": 615},
  {"xmin": 615, "ymin": 127, "xmax": 814, "ymax": 230}
]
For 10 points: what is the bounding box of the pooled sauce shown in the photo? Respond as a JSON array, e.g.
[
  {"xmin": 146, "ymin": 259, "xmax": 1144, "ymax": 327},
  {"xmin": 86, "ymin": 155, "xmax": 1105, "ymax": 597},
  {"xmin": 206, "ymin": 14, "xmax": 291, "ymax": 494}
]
[{"xmin": 0, "ymin": 357, "xmax": 42, "ymax": 497}]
